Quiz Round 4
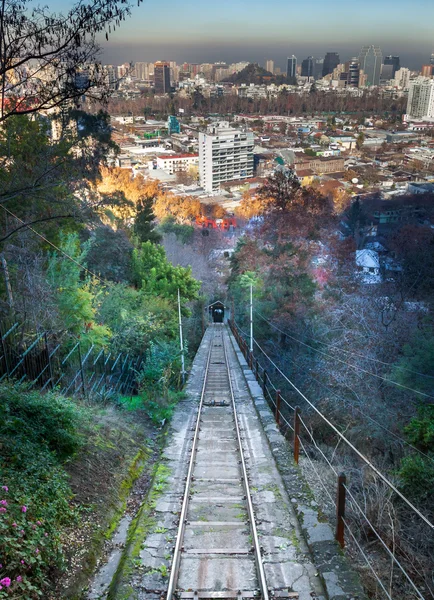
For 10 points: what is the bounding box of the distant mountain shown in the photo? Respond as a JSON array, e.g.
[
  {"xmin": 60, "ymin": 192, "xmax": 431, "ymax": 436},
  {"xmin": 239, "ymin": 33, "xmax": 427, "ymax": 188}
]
[{"xmin": 223, "ymin": 63, "xmax": 287, "ymax": 85}]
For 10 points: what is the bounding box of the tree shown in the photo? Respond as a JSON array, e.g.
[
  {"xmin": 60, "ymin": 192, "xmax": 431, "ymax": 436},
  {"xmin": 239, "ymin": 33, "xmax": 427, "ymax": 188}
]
[
  {"xmin": 134, "ymin": 197, "xmax": 162, "ymax": 244},
  {"xmin": 0, "ymin": 0, "xmax": 140, "ymax": 122},
  {"xmin": 356, "ymin": 132, "xmax": 365, "ymax": 150},
  {"xmin": 132, "ymin": 241, "xmax": 201, "ymax": 303}
]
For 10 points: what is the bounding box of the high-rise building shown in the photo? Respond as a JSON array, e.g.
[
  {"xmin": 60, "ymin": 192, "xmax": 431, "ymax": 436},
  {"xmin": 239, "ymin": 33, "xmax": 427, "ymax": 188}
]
[
  {"xmin": 322, "ymin": 52, "xmax": 340, "ymax": 77},
  {"xmin": 135, "ymin": 62, "xmax": 154, "ymax": 81},
  {"xmin": 384, "ymin": 55, "xmax": 400, "ymax": 77},
  {"xmin": 286, "ymin": 55, "xmax": 297, "ymax": 79},
  {"xmin": 199, "ymin": 122, "xmax": 254, "ymax": 193},
  {"xmin": 421, "ymin": 65, "xmax": 434, "ymax": 78},
  {"xmin": 265, "ymin": 60, "xmax": 274, "ymax": 74},
  {"xmin": 393, "ymin": 68, "xmax": 410, "ymax": 90},
  {"xmin": 314, "ymin": 58, "xmax": 324, "ymax": 80},
  {"xmin": 430, "ymin": 53, "xmax": 434, "ymax": 65},
  {"xmin": 407, "ymin": 77, "xmax": 434, "ymax": 119},
  {"xmin": 154, "ymin": 61, "xmax": 171, "ymax": 94},
  {"xmin": 358, "ymin": 45, "xmax": 383, "ymax": 86},
  {"xmin": 380, "ymin": 64, "xmax": 395, "ymax": 82},
  {"xmin": 301, "ymin": 56, "xmax": 314, "ymax": 79},
  {"xmin": 347, "ymin": 58, "xmax": 360, "ymax": 87}
]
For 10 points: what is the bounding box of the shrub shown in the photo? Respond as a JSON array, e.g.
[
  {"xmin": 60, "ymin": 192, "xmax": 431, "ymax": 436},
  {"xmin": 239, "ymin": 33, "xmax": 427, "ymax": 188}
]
[
  {"xmin": 0, "ymin": 383, "xmax": 86, "ymax": 597},
  {"xmin": 398, "ymin": 454, "xmax": 434, "ymax": 500}
]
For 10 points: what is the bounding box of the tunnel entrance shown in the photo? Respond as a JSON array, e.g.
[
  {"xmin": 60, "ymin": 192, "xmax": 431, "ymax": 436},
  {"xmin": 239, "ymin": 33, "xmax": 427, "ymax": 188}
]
[{"xmin": 209, "ymin": 301, "xmax": 225, "ymax": 323}]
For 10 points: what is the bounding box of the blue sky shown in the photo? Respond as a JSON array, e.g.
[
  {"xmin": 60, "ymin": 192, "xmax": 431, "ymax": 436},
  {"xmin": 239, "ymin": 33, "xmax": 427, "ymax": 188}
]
[{"xmin": 58, "ymin": 0, "xmax": 434, "ymax": 68}]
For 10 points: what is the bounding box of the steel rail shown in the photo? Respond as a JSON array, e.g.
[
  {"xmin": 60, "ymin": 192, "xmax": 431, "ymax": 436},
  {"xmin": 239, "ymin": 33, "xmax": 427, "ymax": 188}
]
[
  {"xmin": 166, "ymin": 326, "xmax": 216, "ymax": 600},
  {"xmin": 222, "ymin": 328, "xmax": 270, "ymax": 600}
]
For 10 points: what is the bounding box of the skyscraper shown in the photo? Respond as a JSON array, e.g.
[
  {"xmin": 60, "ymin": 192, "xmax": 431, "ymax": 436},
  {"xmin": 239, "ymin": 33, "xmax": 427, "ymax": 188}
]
[
  {"xmin": 154, "ymin": 61, "xmax": 171, "ymax": 94},
  {"xmin": 358, "ymin": 46, "xmax": 383, "ymax": 86},
  {"xmin": 314, "ymin": 58, "xmax": 324, "ymax": 80},
  {"xmin": 407, "ymin": 77, "xmax": 434, "ymax": 119},
  {"xmin": 347, "ymin": 58, "xmax": 360, "ymax": 87},
  {"xmin": 430, "ymin": 53, "xmax": 434, "ymax": 66},
  {"xmin": 265, "ymin": 60, "xmax": 274, "ymax": 74},
  {"xmin": 301, "ymin": 56, "xmax": 314, "ymax": 79},
  {"xmin": 322, "ymin": 52, "xmax": 340, "ymax": 77},
  {"xmin": 384, "ymin": 55, "xmax": 400, "ymax": 77},
  {"xmin": 286, "ymin": 55, "xmax": 297, "ymax": 79}
]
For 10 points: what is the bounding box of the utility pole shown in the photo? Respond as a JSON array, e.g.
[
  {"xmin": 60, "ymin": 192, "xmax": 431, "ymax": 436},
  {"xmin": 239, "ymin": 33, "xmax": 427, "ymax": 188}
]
[
  {"xmin": 178, "ymin": 289, "xmax": 186, "ymax": 385},
  {"xmin": 250, "ymin": 284, "xmax": 253, "ymax": 353}
]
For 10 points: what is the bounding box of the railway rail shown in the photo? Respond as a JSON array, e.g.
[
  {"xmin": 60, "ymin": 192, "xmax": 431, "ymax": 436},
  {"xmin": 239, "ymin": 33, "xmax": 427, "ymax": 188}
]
[{"xmin": 166, "ymin": 324, "xmax": 288, "ymax": 600}]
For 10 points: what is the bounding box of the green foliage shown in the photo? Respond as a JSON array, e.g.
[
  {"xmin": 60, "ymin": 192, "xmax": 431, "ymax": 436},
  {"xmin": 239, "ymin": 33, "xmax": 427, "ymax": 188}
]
[
  {"xmin": 47, "ymin": 232, "xmax": 111, "ymax": 349},
  {"xmin": 304, "ymin": 148, "xmax": 317, "ymax": 156},
  {"xmin": 404, "ymin": 405, "xmax": 434, "ymax": 452},
  {"xmin": 390, "ymin": 327, "xmax": 434, "ymax": 394},
  {"xmin": 158, "ymin": 216, "xmax": 194, "ymax": 244},
  {"xmin": 398, "ymin": 454, "xmax": 434, "ymax": 500},
  {"xmin": 133, "ymin": 197, "xmax": 162, "ymax": 244},
  {"xmin": 0, "ymin": 383, "xmax": 86, "ymax": 597},
  {"xmin": 97, "ymin": 284, "xmax": 178, "ymax": 355},
  {"xmin": 132, "ymin": 241, "xmax": 201, "ymax": 302}
]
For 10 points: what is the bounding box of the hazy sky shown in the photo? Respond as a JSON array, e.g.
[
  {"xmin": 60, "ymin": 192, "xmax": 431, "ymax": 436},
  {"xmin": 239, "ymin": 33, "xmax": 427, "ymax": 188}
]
[{"xmin": 86, "ymin": 0, "xmax": 434, "ymax": 69}]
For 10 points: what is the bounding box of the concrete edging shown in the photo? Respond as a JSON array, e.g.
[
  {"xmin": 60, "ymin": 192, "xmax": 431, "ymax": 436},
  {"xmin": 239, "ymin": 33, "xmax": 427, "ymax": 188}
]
[{"xmin": 227, "ymin": 328, "xmax": 368, "ymax": 600}]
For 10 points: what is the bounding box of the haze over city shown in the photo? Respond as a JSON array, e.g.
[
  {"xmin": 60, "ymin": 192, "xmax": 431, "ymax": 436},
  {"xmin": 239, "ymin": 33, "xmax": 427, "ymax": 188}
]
[{"xmin": 95, "ymin": 0, "xmax": 434, "ymax": 69}]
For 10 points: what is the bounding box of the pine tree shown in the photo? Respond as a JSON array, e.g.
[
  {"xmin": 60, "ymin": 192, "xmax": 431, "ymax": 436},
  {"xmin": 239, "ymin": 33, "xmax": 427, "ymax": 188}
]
[{"xmin": 134, "ymin": 197, "xmax": 162, "ymax": 244}]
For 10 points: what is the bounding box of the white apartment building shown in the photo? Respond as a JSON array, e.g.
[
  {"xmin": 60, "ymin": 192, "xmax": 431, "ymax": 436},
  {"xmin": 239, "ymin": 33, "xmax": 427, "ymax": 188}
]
[
  {"xmin": 393, "ymin": 67, "xmax": 410, "ymax": 90},
  {"xmin": 156, "ymin": 153, "xmax": 199, "ymax": 174},
  {"xmin": 199, "ymin": 122, "xmax": 254, "ymax": 193},
  {"xmin": 407, "ymin": 77, "xmax": 434, "ymax": 119}
]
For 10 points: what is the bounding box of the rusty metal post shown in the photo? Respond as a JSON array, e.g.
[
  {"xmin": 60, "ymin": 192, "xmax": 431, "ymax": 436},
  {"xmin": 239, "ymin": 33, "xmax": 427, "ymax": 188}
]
[
  {"xmin": 255, "ymin": 358, "xmax": 259, "ymax": 380},
  {"xmin": 275, "ymin": 389, "xmax": 281, "ymax": 426},
  {"xmin": 262, "ymin": 369, "xmax": 267, "ymax": 397},
  {"xmin": 249, "ymin": 350, "xmax": 254, "ymax": 370},
  {"xmin": 293, "ymin": 406, "xmax": 301, "ymax": 464},
  {"xmin": 335, "ymin": 473, "xmax": 347, "ymax": 548}
]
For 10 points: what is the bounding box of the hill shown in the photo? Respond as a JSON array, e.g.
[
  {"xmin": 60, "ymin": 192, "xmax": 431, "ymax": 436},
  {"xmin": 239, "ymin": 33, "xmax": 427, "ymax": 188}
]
[{"xmin": 223, "ymin": 63, "xmax": 287, "ymax": 85}]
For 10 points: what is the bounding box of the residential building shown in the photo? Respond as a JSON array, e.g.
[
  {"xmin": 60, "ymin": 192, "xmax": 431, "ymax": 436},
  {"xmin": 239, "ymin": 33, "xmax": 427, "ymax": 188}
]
[
  {"xmin": 265, "ymin": 60, "xmax": 274, "ymax": 74},
  {"xmin": 301, "ymin": 56, "xmax": 314, "ymax": 79},
  {"xmin": 199, "ymin": 122, "xmax": 254, "ymax": 192},
  {"xmin": 154, "ymin": 61, "xmax": 171, "ymax": 94},
  {"xmin": 384, "ymin": 55, "xmax": 400, "ymax": 77},
  {"xmin": 407, "ymin": 77, "xmax": 434, "ymax": 119},
  {"xmin": 156, "ymin": 153, "xmax": 198, "ymax": 174},
  {"xmin": 393, "ymin": 67, "xmax": 410, "ymax": 89},
  {"xmin": 294, "ymin": 155, "xmax": 345, "ymax": 174},
  {"xmin": 358, "ymin": 45, "xmax": 383, "ymax": 86},
  {"xmin": 135, "ymin": 62, "xmax": 154, "ymax": 81},
  {"xmin": 286, "ymin": 55, "xmax": 297, "ymax": 79},
  {"xmin": 322, "ymin": 52, "xmax": 340, "ymax": 77}
]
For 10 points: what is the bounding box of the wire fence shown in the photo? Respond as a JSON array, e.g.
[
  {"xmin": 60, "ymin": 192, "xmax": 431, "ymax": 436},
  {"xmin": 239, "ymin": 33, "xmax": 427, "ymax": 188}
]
[
  {"xmin": 0, "ymin": 319, "xmax": 142, "ymax": 401},
  {"xmin": 228, "ymin": 318, "xmax": 434, "ymax": 600}
]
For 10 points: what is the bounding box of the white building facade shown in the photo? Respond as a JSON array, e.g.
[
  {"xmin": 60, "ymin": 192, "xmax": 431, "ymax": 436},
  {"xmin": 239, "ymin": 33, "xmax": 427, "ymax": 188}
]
[
  {"xmin": 199, "ymin": 122, "xmax": 254, "ymax": 192},
  {"xmin": 407, "ymin": 77, "xmax": 434, "ymax": 119},
  {"xmin": 156, "ymin": 153, "xmax": 198, "ymax": 174}
]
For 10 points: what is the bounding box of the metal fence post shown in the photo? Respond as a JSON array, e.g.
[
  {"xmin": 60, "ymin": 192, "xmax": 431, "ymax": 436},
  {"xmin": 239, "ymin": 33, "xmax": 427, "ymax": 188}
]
[
  {"xmin": 335, "ymin": 473, "xmax": 347, "ymax": 548},
  {"xmin": 249, "ymin": 350, "xmax": 254, "ymax": 370},
  {"xmin": 262, "ymin": 369, "xmax": 267, "ymax": 397},
  {"xmin": 275, "ymin": 389, "xmax": 281, "ymax": 426},
  {"xmin": 44, "ymin": 333, "xmax": 54, "ymax": 389},
  {"xmin": 293, "ymin": 406, "xmax": 301, "ymax": 464},
  {"xmin": 255, "ymin": 358, "xmax": 259, "ymax": 380},
  {"xmin": 78, "ymin": 344, "xmax": 86, "ymax": 398}
]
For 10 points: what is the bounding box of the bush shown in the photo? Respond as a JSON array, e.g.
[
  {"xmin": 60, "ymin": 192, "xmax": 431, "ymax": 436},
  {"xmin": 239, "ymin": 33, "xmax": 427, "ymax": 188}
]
[
  {"xmin": 0, "ymin": 383, "xmax": 86, "ymax": 598},
  {"xmin": 398, "ymin": 454, "xmax": 434, "ymax": 500}
]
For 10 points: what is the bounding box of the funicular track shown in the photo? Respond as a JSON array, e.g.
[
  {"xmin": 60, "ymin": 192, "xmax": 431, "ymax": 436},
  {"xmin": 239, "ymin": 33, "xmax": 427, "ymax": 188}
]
[{"xmin": 166, "ymin": 324, "xmax": 273, "ymax": 600}]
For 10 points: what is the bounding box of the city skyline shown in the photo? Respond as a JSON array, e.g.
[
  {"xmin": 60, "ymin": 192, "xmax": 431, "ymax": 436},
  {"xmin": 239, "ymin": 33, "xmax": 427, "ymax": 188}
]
[{"xmin": 94, "ymin": 0, "xmax": 434, "ymax": 70}]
